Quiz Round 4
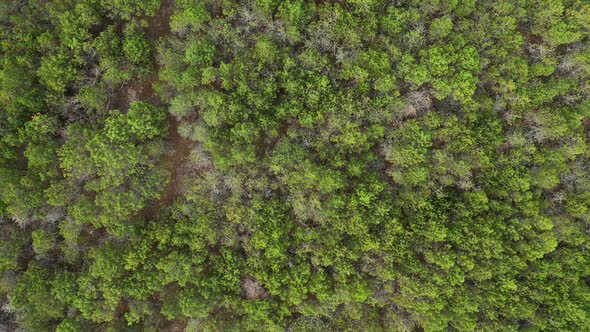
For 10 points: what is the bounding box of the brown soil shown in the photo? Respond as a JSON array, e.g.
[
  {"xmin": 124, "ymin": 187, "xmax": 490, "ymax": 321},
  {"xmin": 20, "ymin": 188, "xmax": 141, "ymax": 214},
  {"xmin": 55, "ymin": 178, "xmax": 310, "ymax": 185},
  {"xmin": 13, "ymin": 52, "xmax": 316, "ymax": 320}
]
[
  {"xmin": 112, "ymin": 1, "xmax": 195, "ymax": 327},
  {"xmin": 146, "ymin": 0, "xmax": 174, "ymax": 39},
  {"xmin": 159, "ymin": 319, "xmax": 188, "ymax": 332},
  {"xmin": 108, "ymin": 0, "xmax": 174, "ymax": 110},
  {"xmin": 142, "ymin": 116, "xmax": 195, "ymax": 218},
  {"xmin": 145, "ymin": 0, "xmax": 198, "ymax": 215},
  {"xmin": 518, "ymin": 28, "xmax": 544, "ymax": 45},
  {"xmin": 124, "ymin": 0, "xmax": 195, "ymax": 218}
]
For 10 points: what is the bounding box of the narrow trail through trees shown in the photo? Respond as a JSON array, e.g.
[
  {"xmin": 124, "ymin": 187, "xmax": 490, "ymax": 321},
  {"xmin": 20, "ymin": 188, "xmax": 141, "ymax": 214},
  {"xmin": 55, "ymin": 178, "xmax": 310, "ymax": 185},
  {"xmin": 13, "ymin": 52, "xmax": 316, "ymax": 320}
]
[
  {"xmin": 140, "ymin": 0, "xmax": 196, "ymax": 217},
  {"xmin": 107, "ymin": 0, "xmax": 217, "ymax": 219},
  {"xmin": 113, "ymin": 2, "xmax": 194, "ymax": 329}
]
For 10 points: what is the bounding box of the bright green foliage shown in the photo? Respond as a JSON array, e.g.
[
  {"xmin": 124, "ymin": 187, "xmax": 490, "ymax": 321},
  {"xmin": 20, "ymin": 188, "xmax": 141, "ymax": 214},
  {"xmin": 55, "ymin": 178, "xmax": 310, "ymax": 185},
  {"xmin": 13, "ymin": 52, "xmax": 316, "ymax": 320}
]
[
  {"xmin": 100, "ymin": 0, "xmax": 161, "ymax": 20},
  {"xmin": 56, "ymin": 101, "xmax": 168, "ymax": 231},
  {"xmin": 10, "ymin": 263, "xmax": 65, "ymax": 330},
  {"xmin": 430, "ymin": 16, "xmax": 453, "ymax": 39},
  {"xmin": 37, "ymin": 54, "xmax": 77, "ymax": 93},
  {"xmin": 0, "ymin": 0, "xmax": 589, "ymax": 331},
  {"xmin": 31, "ymin": 229, "xmax": 54, "ymax": 255},
  {"xmin": 127, "ymin": 101, "xmax": 167, "ymax": 139},
  {"xmin": 123, "ymin": 32, "xmax": 152, "ymax": 65},
  {"xmin": 170, "ymin": 1, "xmax": 210, "ymax": 33},
  {"xmin": 55, "ymin": 318, "xmax": 85, "ymax": 332},
  {"xmin": 77, "ymin": 83, "xmax": 108, "ymax": 111}
]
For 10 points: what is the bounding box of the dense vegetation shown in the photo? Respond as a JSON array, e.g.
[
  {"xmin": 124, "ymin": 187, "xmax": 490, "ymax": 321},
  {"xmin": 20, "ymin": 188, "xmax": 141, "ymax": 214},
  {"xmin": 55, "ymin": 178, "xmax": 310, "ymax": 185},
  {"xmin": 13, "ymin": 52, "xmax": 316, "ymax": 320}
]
[{"xmin": 0, "ymin": 0, "xmax": 589, "ymax": 331}]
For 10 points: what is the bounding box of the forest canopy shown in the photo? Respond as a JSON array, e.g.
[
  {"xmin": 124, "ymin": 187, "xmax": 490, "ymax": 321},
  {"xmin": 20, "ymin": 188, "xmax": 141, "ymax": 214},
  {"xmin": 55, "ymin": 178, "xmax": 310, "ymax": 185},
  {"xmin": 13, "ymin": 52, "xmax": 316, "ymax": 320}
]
[{"xmin": 0, "ymin": 0, "xmax": 589, "ymax": 331}]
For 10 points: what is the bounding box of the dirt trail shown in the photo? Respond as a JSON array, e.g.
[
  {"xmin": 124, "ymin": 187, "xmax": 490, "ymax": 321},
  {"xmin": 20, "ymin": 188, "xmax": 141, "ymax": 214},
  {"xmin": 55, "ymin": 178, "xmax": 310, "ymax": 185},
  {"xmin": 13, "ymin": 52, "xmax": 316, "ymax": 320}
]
[
  {"xmin": 139, "ymin": 0, "xmax": 196, "ymax": 217},
  {"xmin": 146, "ymin": 0, "xmax": 174, "ymax": 39},
  {"xmin": 143, "ymin": 115, "xmax": 195, "ymax": 217},
  {"xmin": 113, "ymin": 1, "xmax": 194, "ymax": 329},
  {"xmin": 110, "ymin": 0, "xmax": 173, "ymax": 110},
  {"xmin": 105, "ymin": 0, "xmax": 194, "ymax": 219}
]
